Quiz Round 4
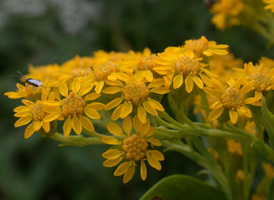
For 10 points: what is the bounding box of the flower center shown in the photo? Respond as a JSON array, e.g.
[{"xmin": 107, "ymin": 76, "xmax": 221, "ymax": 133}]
[
  {"xmin": 249, "ymin": 73, "xmax": 271, "ymax": 91},
  {"xmin": 123, "ymin": 81, "xmax": 150, "ymax": 105},
  {"xmin": 93, "ymin": 61, "xmax": 117, "ymax": 81},
  {"xmin": 71, "ymin": 68, "xmax": 91, "ymax": 77},
  {"xmin": 61, "ymin": 92, "xmax": 86, "ymax": 117},
  {"xmin": 184, "ymin": 37, "xmax": 208, "ymax": 56},
  {"xmin": 138, "ymin": 54, "xmax": 157, "ymax": 70},
  {"xmin": 122, "ymin": 134, "xmax": 148, "ymax": 161},
  {"xmin": 220, "ymin": 87, "xmax": 245, "ymax": 110},
  {"xmin": 32, "ymin": 101, "xmax": 46, "ymax": 121},
  {"xmin": 175, "ymin": 56, "xmax": 200, "ymax": 76}
]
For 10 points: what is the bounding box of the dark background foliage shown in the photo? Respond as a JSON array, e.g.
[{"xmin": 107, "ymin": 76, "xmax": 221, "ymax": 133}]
[{"xmin": 0, "ymin": 0, "xmax": 273, "ymax": 199}]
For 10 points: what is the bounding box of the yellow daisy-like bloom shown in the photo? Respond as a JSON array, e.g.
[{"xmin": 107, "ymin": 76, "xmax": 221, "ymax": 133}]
[
  {"xmin": 183, "ymin": 36, "xmax": 229, "ymax": 57},
  {"xmin": 101, "ymin": 116, "xmax": 164, "ymax": 183},
  {"xmin": 204, "ymin": 77, "xmax": 260, "ymax": 124},
  {"xmin": 210, "ymin": 0, "xmax": 244, "ymax": 30},
  {"xmin": 13, "ymin": 91, "xmax": 60, "ymax": 138},
  {"xmin": 234, "ymin": 62, "xmax": 274, "ymax": 100},
  {"xmin": 227, "ymin": 140, "xmax": 242, "ymax": 155},
  {"xmin": 259, "ymin": 56, "xmax": 274, "ymax": 68},
  {"xmin": 209, "ymin": 53, "xmax": 244, "ymax": 80},
  {"xmin": 103, "ymin": 76, "xmax": 169, "ymax": 123},
  {"xmin": 155, "ymin": 49, "xmax": 213, "ymax": 93},
  {"xmin": 58, "ymin": 81, "xmax": 105, "ymax": 137},
  {"xmin": 264, "ymin": 0, "xmax": 274, "ymax": 12}
]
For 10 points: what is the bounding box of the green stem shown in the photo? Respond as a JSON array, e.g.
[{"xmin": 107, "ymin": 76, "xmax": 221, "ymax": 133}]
[
  {"xmin": 180, "ymin": 110, "xmax": 197, "ymax": 128},
  {"xmin": 158, "ymin": 111, "xmax": 188, "ymax": 129},
  {"xmin": 50, "ymin": 132, "xmax": 103, "ymax": 147}
]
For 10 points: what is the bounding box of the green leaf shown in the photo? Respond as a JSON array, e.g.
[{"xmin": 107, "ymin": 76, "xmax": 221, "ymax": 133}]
[
  {"xmin": 261, "ymin": 97, "xmax": 274, "ymax": 147},
  {"xmin": 267, "ymin": 178, "xmax": 274, "ymax": 200},
  {"xmin": 140, "ymin": 175, "xmax": 226, "ymax": 200}
]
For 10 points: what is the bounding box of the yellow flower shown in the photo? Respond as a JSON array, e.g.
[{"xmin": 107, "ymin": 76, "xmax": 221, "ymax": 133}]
[
  {"xmin": 58, "ymin": 81, "xmax": 105, "ymax": 137},
  {"xmin": 103, "ymin": 76, "xmax": 169, "ymax": 123},
  {"xmin": 155, "ymin": 49, "xmax": 213, "ymax": 93},
  {"xmin": 13, "ymin": 91, "xmax": 60, "ymax": 138},
  {"xmin": 210, "ymin": 0, "xmax": 243, "ymax": 30},
  {"xmin": 227, "ymin": 140, "xmax": 242, "ymax": 155},
  {"xmin": 244, "ymin": 121, "xmax": 258, "ymax": 136},
  {"xmin": 209, "ymin": 53, "xmax": 244, "ymax": 81},
  {"xmin": 183, "ymin": 36, "xmax": 229, "ymax": 57},
  {"xmin": 101, "ymin": 116, "xmax": 164, "ymax": 183},
  {"xmin": 263, "ymin": 0, "xmax": 274, "ymax": 12},
  {"xmin": 259, "ymin": 56, "xmax": 274, "ymax": 68},
  {"xmin": 262, "ymin": 162, "xmax": 274, "ymax": 178},
  {"xmin": 234, "ymin": 62, "xmax": 274, "ymax": 100},
  {"xmin": 204, "ymin": 77, "xmax": 260, "ymax": 124}
]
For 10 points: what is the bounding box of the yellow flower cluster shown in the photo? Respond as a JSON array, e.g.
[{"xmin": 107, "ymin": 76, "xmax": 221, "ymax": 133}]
[{"xmin": 5, "ymin": 35, "xmax": 274, "ymax": 183}]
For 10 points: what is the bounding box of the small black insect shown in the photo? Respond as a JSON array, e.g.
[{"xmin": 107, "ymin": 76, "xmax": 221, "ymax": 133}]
[{"xmin": 11, "ymin": 71, "xmax": 43, "ymax": 87}]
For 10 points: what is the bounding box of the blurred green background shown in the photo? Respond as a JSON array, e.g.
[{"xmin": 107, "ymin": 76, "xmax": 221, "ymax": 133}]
[{"xmin": 1, "ymin": 0, "xmax": 273, "ymax": 199}]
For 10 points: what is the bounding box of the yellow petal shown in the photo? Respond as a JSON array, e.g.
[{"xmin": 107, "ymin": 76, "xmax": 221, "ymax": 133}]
[
  {"xmin": 137, "ymin": 105, "xmax": 147, "ymax": 124},
  {"xmin": 229, "ymin": 110, "xmax": 238, "ymax": 124},
  {"xmin": 144, "ymin": 70, "xmax": 153, "ymax": 82},
  {"xmin": 114, "ymin": 161, "xmax": 131, "ymax": 176},
  {"xmin": 101, "ymin": 136, "xmax": 122, "ymax": 145},
  {"xmin": 22, "ymin": 99, "xmax": 34, "ymax": 107},
  {"xmin": 120, "ymin": 103, "xmax": 133, "ymax": 118},
  {"xmin": 84, "ymin": 93, "xmax": 101, "ymax": 101},
  {"xmin": 14, "ymin": 116, "xmax": 32, "ymax": 127},
  {"xmin": 107, "ymin": 122, "xmax": 124, "ymax": 137},
  {"xmin": 185, "ymin": 76, "xmax": 194, "ymax": 93},
  {"xmin": 142, "ymin": 101, "xmax": 157, "ymax": 116},
  {"xmin": 150, "ymin": 150, "xmax": 165, "ymax": 160},
  {"xmin": 123, "ymin": 164, "xmax": 135, "ymax": 183},
  {"xmin": 43, "ymin": 112, "xmax": 61, "ymax": 123},
  {"xmin": 146, "ymin": 151, "xmax": 161, "ymax": 170},
  {"xmin": 84, "ymin": 108, "xmax": 101, "ymax": 119},
  {"xmin": 103, "ymin": 157, "xmax": 123, "ymax": 167},
  {"xmin": 86, "ymin": 102, "xmax": 105, "ymax": 111},
  {"xmin": 147, "ymin": 138, "xmax": 162, "ymax": 146},
  {"xmin": 104, "ymin": 98, "xmax": 123, "ymax": 110},
  {"xmin": 95, "ymin": 81, "xmax": 104, "ymax": 94},
  {"xmin": 24, "ymin": 122, "xmax": 35, "ymax": 139},
  {"xmin": 4, "ymin": 91, "xmax": 23, "ymax": 99},
  {"xmin": 33, "ymin": 120, "xmax": 43, "ymax": 131},
  {"xmin": 102, "ymin": 149, "xmax": 124, "ymax": 159},
  {"xmin": 140, "ymin": 160, "xmax": 147, "ymax": 181},
  {"xmin": 150, "ymin": 87, "xmax": 170, "ymax": 94},
  {"xmin": 111, "ymin": 105, "xmax": 123, "ymax": 121},
  {"xmin": 140, "ymin": 119, "xmax": 150, "ymax": 137},
  {"xmin": 173, "ymin": 74, "xmax": 183, "ymax": 89},
  {"xmin": 42, "ymin": 122, "xmax": 50, "ymax": 133},
  {"xmin": 143, "ymin": 126, "xmax": 155, "ymax": 138},
  {"xmin": 123, "ymin": 117, "xmax": 132, "ymax": 136},
  {"xmin": 14, "ymin": 106, "xmax": 29, "ymax": 113},
  {"xmin": 72, "ymin": 78, "xmax": 81, "ymax": 93},
  {"xmin": 192, "ymin": 76, "xmax": 203, "ymax": 89},
  {"xmin": 79, "ymin": 116, "xmax": 94, "ymax": 132},
  {"xmin": 133, "ymin": 115, "xmax": 141, "ymax": 134},
  {"xmin": 147, "ymin": 99, "xmax": 164, "ymax": 111},
  {"xmin": 71, "ymin": 116, "xmax": 82, "ymax": 135},
  {"xmin": 103, "ymin": 87, "xmax": 122, "ymax": 94},
  {"xmin": 59, "ymin": 81, "xmax": 68, "ymax": 97},
  {"xmin": 208, "ymin": 107, "xmax": 224, "ymax": 121},
  {"xmin": 63, "ymin": 117, "xmax": 72, "ymax": 137}
]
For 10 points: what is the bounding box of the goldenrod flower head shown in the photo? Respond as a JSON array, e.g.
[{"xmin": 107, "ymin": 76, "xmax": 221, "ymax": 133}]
[
  {"xmin": 234, "ymin": 62, "xmax": 274, "ymax": 100},
  {"xmin": 263, "ymin": 0, "xmax": 274, "ymax": 12},
  {"xmin": 210, "ymin": 0, "xmax": 244, "ymax": 30},
  {"xmin": 58, "ymin": 82, "xmax": 104, "ymax": 137},
  {"xmin": 209, "ymin": 53, "xmax": 244, "ymax": 80},
  {"xmin": 204, "ymin": 77, "xmax": 259, "ymax": 124},
  {"xmin": 104, "ymin": 76, "xmax": 169, "ymax": 123},
  {"xmin": 155, "ymin": 49, "xmax": 213, "ymax": 93},
  {"xmin": 184, "ymin": 36, "xmax": 229, "ymax": 57},
  {"xmin": 236, "ymin": 169, "xmax": 245, "ymax": 181},
  {"xmin": 28, "ymin": 64, "xmax": 62, "ymax": 83},
  {"xmin": 101, "ymin": 116, "xmax": 164, "ymax": 183},
  {"xmin": 262, "ymin": 162, "xmax": 274, "ymax": 178},
  {"xmin": 13, "ymin": 91, "xmax": 60, "ymax": 138},
  {"xmin": 227, "ymin": 140, "xmax": 242, "ymax": 155},
  {"xmin": 5, "ymin": 82, "xmax": 49, "ymax": 102}
]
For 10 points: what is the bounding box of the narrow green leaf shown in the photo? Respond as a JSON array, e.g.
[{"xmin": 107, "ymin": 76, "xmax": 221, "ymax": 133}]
[
  {"xmin": 261, "ymin": 97, "xmax": 274, "ymax": 147},
  {"xmin": 140, "ymin": 175, "xmax": 226, "ymax": 200}
]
